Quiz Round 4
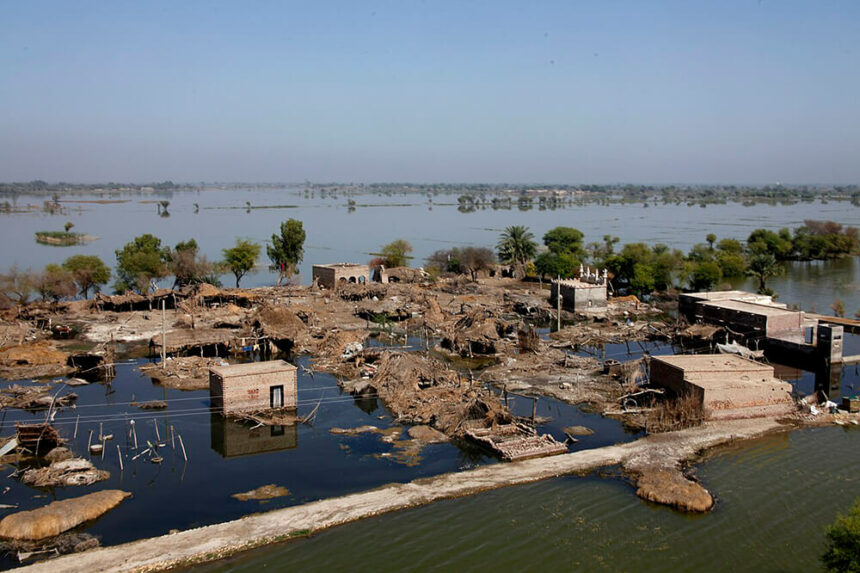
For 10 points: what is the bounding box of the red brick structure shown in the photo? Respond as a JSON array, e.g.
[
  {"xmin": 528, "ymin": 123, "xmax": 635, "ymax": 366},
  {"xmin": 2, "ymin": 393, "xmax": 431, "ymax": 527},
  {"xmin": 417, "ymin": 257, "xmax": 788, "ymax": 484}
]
[{"xmin": 209, "ymin": 360, "xmax": 298, "ymax": 416}]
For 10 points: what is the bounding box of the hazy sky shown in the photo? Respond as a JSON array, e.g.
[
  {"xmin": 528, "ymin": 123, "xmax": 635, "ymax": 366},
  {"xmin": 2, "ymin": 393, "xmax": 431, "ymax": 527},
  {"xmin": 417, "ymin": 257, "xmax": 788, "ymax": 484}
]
[{"xmin": 1, "ymin": 1, "xmax": 858, "ymax": 184}]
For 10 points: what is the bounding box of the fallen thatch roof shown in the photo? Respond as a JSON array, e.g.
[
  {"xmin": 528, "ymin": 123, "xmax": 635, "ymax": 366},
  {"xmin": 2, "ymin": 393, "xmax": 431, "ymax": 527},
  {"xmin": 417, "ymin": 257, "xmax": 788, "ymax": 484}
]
[{"xmin": 0, "ymin": 490, "xmax": 131, "ymax": 541}]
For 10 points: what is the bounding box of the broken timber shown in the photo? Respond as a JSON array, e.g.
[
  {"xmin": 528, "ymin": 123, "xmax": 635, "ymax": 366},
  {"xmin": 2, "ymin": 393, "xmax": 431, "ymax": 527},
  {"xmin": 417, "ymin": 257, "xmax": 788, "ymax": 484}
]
[{"xmin": 464, "ymin": 423, "xmax": 567, "ymax": 462}]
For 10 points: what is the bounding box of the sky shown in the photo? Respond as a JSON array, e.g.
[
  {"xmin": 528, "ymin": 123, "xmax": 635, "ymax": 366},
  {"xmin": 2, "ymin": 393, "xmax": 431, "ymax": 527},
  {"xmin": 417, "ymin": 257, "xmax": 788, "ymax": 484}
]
[{"xmin": 1, "ymin": 1, "xmax": 858, "ymax": 184}]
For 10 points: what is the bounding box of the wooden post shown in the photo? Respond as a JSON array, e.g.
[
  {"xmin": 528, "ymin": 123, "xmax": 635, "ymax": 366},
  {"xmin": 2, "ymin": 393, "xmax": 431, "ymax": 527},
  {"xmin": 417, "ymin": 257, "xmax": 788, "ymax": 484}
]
[
  {"xmin": 178, "ymin": 434, "xmax": 188, "ymax": 461},
  {"xmin": 532, "ymin": 397, "xmax": 537, "ymax": 422},
  {"xmin": 154, "ymin": 419, "xmax": 161, "ymax": 442},
  {"xmin": 87, "ymin": 429, "xmax": 93, "ymax": 452},
  {"xmin": 504, "ymin": 385, "xmax": 509, "ymax": 407},
  {"xmin": 117, "ymin": 445, "xmax": 123, "ymax": 471},
  {"xmin": 131, "ymin": 420, "xmax": 138, "ymax": 450},
  {"xmin": 73, "ymin": 415, "xmax": 79, "ymax": 439}
]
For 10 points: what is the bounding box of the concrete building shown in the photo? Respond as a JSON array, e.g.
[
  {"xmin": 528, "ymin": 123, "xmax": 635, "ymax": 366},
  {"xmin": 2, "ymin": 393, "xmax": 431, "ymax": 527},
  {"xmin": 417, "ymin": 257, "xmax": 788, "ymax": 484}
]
[
  {"xmin": 550, "ymin": 274, "xmax": 607, "ymax": 312},
  {"xmin": 679, "ymin": 291, "xmax": 787, "ymax": 321},
  {"xmin": 312, "ymin": 263, "xmax": 369, "ymax": 289},
  {"xmin": 650, "ymin": 354, "xmax": 794, "ymax": 420},
  {"xmin": 679, "ymin": 291, "xmax": 801, "ymax": 339},
  {"xmin": 209, "ymin": 360, "xmax": 298, "ymax": 416}
]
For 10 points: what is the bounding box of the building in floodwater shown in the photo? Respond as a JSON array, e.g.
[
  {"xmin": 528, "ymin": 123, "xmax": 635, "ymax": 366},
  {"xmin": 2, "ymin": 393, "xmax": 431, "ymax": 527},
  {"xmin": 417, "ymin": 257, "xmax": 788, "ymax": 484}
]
[{"xmin": 209, "ymin": 360, "xmax": 297, "ymax": 416}]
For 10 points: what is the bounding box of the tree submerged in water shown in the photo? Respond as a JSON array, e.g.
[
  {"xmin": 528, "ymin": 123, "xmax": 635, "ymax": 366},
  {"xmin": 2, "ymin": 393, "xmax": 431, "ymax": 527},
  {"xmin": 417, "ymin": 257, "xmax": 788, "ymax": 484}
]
[{"xmin": 822, "ymin": 500, "xmax": 860, "ymax": 572}]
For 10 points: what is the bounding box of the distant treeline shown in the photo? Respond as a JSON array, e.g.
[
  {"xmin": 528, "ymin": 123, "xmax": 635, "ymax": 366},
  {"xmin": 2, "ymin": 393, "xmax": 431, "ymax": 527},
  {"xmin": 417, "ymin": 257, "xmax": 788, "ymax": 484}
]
[{"xmin": 0, "ymin": 180, "xmax": 195, "ymax": 197}]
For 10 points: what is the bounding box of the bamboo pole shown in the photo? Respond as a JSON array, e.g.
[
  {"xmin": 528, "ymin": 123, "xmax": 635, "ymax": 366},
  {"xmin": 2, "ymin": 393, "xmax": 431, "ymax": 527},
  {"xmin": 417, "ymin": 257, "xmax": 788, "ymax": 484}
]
[{"xmin": 178, "ymin": 434, "xmax": 188, "ymax": 461}]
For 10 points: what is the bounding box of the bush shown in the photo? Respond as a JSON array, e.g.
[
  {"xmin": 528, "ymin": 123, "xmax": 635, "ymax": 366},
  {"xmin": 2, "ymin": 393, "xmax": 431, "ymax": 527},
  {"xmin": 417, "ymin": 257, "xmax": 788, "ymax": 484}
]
[{"xmin": 822, "ymin": 500, "xmax": 860, "ymax": 572}]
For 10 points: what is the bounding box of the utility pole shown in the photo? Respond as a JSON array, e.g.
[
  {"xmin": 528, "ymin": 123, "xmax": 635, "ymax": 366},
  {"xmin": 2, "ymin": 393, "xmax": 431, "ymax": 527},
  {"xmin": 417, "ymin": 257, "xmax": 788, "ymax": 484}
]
[
  {"xmin": 161, "ymin": 299, "xmax": 166, "ymax": 369},
  {"xmin": 556, "ymin": 276, "xmax": 561, "ymax": 332}
]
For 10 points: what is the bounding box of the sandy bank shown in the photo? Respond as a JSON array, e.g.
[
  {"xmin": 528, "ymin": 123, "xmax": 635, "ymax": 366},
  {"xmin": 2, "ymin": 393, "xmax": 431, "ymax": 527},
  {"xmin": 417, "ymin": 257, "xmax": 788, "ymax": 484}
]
[{"xmin": 18, "ymin": 418, "xmax": 785, "ymax": 573}]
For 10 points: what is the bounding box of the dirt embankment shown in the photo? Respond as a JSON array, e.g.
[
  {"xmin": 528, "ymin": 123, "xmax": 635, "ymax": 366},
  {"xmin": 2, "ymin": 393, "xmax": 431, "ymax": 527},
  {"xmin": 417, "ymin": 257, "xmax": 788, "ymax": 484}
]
[{"xmin": 17, "ymin": 418, "xmax": 785, "ymax": 573}]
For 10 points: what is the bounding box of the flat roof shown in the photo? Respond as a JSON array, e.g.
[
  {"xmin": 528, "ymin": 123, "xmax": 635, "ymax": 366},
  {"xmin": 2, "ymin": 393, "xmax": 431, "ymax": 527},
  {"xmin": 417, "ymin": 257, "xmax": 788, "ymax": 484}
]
[
  {"xmin": 699, "ymin": 299, "xmax": 797, "ymax": 317},
  {"xmin": 555, "ymin": 279, "xmax": 605, "ymax": 288},
  {"xmin": 312, "ymin": 263, "xmax": 368, "ymax": 269},
  {"xmin": 653, "ymin": 354, "xmax": 772, "ymax": 373},
  {"xmin": 210, "ymin": 360, "xmax": 296, "ymax": 377}
]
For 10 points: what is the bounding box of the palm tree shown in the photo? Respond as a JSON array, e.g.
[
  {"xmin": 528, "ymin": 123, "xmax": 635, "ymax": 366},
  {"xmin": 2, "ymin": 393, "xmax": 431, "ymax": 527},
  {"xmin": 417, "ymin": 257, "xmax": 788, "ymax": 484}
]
[
  {"xmin": 497, "ymin": 225, "xmax": 537, "ymax": 267},
  {"xmin": 746, "ymin": 253, "xmax": 782, "ymax": 294}
]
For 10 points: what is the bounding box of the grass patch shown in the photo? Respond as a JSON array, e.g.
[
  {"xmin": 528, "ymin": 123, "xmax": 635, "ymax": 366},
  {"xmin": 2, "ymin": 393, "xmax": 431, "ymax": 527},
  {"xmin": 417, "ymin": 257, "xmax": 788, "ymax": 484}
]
[{"xmin": 35, "ymin": 231, "xmax": 84, "ymax": 246}]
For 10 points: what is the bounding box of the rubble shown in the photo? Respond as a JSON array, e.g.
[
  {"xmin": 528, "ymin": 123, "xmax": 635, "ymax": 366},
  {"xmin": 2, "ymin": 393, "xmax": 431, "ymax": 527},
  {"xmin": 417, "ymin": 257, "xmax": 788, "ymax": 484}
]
[
  {"xmin": 139, "ymin": 356, "xmax": 228, "ymax": 390},
  {"xmin": 0, "ymin": 342, "xmax": 72, "ymax": 379},
  {"xmin": 19, "ymin": 458, "xmax": 109, "ymax": 487},
  {"xmin": 232, "ymin": 484, "xmax": 290, "ymax": 501}
]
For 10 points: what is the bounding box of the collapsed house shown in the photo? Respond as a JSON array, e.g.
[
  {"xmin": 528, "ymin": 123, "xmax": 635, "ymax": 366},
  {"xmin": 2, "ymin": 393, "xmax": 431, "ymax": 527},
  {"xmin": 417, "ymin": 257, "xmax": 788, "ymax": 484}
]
[
  {"xmin": 649, "ymin": 354, "xmax": 794, "ymax": 420},
  {"xmin": 312, "ymin": 263, "xmax": 370, "ymax": 289},
  {"xmin": 209, "ymin": 360, "xmax": 298, "ymax": 416}
]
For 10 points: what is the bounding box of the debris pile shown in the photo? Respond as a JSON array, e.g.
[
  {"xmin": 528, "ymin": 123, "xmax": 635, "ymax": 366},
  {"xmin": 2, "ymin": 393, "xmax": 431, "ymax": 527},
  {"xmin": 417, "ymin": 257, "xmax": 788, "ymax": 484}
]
[
  {"xmin": 139, "ymin": 356, "xmax": 227, "ymax": 390},
  {"xmin": 232, "ymin": 484, "xmax": 290, "ymax": 501},
  {"xmin": 0, "ymin": 342, "xmax": 71, "ymax": 379},
  {"xmin": 440, "ymin": 308, "xmax": 516, "ymax": 356},
  {"xmin": 19, "ymin": 458, "xmax": 109, "ymax": 488}
]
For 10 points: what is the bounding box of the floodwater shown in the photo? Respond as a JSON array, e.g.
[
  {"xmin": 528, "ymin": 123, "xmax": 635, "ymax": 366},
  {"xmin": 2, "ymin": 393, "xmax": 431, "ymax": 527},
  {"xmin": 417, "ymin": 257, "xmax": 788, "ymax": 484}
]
[
  {"xmin": 1, "ymin": 189, "xmax": 859, "ymax": 569},
  {"xmin": 0, "ymin": 350, "xmax": 636, "ymax": 570},
  {"xmin": 198, "ymin": 426, "xmax": 860, "ymax": 573},
  {"xmin": 1, "ymin": 187, "xmax": 857, "ymax": 312}
]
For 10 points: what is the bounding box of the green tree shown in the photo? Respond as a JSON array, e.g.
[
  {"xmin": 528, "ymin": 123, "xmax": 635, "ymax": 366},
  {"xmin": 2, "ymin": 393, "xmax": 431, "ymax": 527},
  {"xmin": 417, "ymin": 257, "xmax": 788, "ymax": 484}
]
[
  {"xmin": 223, "ymin": 239, "xmax": 261, "ymax": 288},
  {"xmin": 746, "ymin": 253, "xmax": 782, "ymax": 294},
  {"xmin": 689, "ymin": 260, "xmax": 722, "ymax": 291},
  {"xmin": 706, "ymin": 233, "xmax": 717, "ymax": 250},
  {"xmin": 378, "ymin": 239, "xmax": 413, "ymax": 268},
  {"xmin": 542, "ymin": 227, "xmax": 585, "ymax": 258},
  {"xmin": 534, "ymin": 251, "xmax": 579, "ymax": 280},
  {"xmin": 35, "ymin": 264, "xmax": 76, "ymax": 301},
  {"xmin": 822, "ymin": 500, "xmax": 860, "ymax": 572},
  {"xmin": 114, "ymin": 234, "xmax": 170, "ymax": 293},
  {"xmin": 748, "ymin": 228, "xmax": 793, "ymax": 259},
  {"xmin": 170, "ymin": 239, "xmax": 219, "ymax": 288},
  {"xmin": 62, "ymin": 255, "xmax": 111, "ymax": 298},
  {"xmin": 497, "ymin": 225, "xmax": 537, "ymax": 270},
  {"xmin": 267, "ymin": 219, "xmax": 306, "ymax": 285}
]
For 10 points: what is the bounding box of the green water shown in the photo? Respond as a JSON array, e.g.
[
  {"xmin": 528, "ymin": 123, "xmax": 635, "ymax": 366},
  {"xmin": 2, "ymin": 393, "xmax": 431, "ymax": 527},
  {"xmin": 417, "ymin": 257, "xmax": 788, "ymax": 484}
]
[{"xmin": 199, "ymin": 426, "xmax": 860, "ymax": 572}]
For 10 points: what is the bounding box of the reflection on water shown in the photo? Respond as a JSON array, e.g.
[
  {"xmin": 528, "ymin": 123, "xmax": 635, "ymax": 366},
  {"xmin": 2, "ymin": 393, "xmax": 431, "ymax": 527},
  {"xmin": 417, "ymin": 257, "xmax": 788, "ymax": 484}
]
[{"xmin": 210, "ymin": 415, "xmax": 298, "ymax": 458}]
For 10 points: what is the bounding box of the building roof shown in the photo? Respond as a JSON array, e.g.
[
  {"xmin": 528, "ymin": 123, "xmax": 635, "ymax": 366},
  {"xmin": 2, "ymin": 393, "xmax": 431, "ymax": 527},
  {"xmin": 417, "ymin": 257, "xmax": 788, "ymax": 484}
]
[
  {"xmin": 312, "ymin": 263, "xmax": 368, "ymax": 269},
  {"xmin": 554, "ymin": 278, "xmax": 605, "ymax": 289},
  {"xmin": 210, "ymin": 360, "xmax": 296, "ymax": 378},
  {"xmin": 699, "ymin": 298, "xmax": 797, "ymax": 317},
  {"xmin": 683, "ymin": 290, "xmax": 787, "ymax": 308},
  {"xmin": 653, "ymin": 354, "xmax": 772, "ymax": 373}
]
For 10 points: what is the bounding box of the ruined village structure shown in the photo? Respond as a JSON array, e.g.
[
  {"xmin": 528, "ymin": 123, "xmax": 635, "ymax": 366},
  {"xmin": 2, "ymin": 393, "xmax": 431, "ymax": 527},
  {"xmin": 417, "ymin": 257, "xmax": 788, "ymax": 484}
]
[
  {"xmin": 311, "ymin": 263, "xmax": 369, "ymax": 289},
  {"xmin": 649, "ymin": 354, "xmax": 795, "ymax": 420},
  {"xmin": 209, "ymin": 360, "xmax": 298, "ymax": 416}
]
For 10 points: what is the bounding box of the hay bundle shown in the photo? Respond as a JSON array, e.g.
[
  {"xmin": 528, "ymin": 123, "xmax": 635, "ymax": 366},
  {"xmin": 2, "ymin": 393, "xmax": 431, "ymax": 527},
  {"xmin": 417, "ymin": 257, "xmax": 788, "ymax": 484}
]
[{"xmin": 0, "ymin": 490, "xmax": 131, "ymax": 540}]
